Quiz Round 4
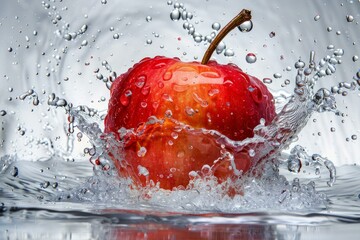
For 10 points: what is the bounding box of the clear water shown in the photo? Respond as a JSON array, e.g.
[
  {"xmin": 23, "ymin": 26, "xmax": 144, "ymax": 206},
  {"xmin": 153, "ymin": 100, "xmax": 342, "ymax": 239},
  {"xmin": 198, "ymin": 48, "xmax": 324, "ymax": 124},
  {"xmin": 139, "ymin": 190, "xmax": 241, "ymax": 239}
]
[{"xmin": 1, "ymin": 0, "xmax": 360, "ymax": 239}]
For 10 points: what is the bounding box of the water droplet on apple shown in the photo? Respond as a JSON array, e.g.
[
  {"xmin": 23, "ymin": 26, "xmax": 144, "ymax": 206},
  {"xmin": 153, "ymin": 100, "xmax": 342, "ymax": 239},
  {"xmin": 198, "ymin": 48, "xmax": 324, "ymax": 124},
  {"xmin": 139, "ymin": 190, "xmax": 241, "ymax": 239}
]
[
  {"xmin": 158, "ymin": 81, "xmax": 165, "ymax": 89},
  {"xmin": 193, "ymin": 93, "xmax": 209, "ymax": 107},
  {"xmin": 138, "ymin": 165, "xmax": 149, "ymax": 176},
  {"xmin": 171, "ymin": 132, "xmax": 178, "ymax": 139},
  {"xmin": 163, "ymin": 71, "xmax": 173, "ymax": 81},
  {"xmin": 173, "ymin": 83, "xmax": 189, "ymax": 93},
  {"xmin": 120, "ymin": 90, "xmax": 132, "ymax": 106},
  {"xmin": 135, "ymin": 75, "xmax": 146, "ymax": 88},
  {"xmin": 223, "ymin": 79, "xmax": 234, "ymax": 86},
  {"xmin": 141, "ymin": 86, "xmax": 150, "ymax": 96},
  {"xmin": 245, "ymin": 53, "xmax": 257, "ymax": 64},
  {"xmin": 177, "ymin": 151, "xmax": 185, "ymax": 158},
  {"xmin": 137, "ymin": 147, "xmax": 147, "ymax": 157},
  {"xmin": 165, "ymin": 109, "xmax": 173, "ymax": 118},
  {"xmin": 212, "ymin": 22, "xmax": 221, "ymax": 31},
  {"xmin": 238, "ymin": 20, "xmax": 253, "ymax": 32},
  {"xmin": 162, "ymin": 93, "xmax": 173, "ymax": 102},
  {"xmin": 248, "ymin": 149, "xmax": 256, "ymax": 157},
  {"xmin": 185, "ymin": 106, "xmax": 195, "ymax": 116},
  {"xmin": 154, "ymin": 62, "xmax": 166, "ymax": 69},
  {"xmin": 208, "ymin": 88, "xmax": 220, "ymax": 96},
  {"xmin": 201, "ymin": 165, "xmax": 212, "ymax": 175},
  {"xmin": 170, "ymin": 9, "xmax": 181, "ymax": 21},
  {"xmin": 200, "ymin": 71, "xmax": 220, "ymax": 78},
  {"xmin": 140, "ymin": 102, "xmax": 147, "ymax": 108}
]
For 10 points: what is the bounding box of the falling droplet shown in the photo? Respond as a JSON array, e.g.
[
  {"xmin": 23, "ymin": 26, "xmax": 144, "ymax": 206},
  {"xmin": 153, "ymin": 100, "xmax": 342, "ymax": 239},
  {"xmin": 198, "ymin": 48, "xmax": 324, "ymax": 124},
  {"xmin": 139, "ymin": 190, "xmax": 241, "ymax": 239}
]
[
  {"xmin": 212, "ymin": 22, "xmax": 221, "ymax": 31},
  {"xmin": 295, "ymin": 60, "xmax": 305, "ymax": 69},
  {"xmin": 11, "ymin": 167, "xmax": 18, "ymax": 177},
  {"xmin": 224, "ymin": 49, "xmax": 234, "ymax": 57},
  {"xmin": 170, "ymin": 9, "xmax": 181, "ymax": 21},
  {"xmin": 273, "ymin": 73, "xmax": 282, "ymax": 79},
  {"xmin": 346, "ymin": 15, "xmax": 354, "ymax": 22},
  {"xmin": 216, "ymin": 41, "xmax": 226, "ymax": 54},
  {"xmin": 238, "ymin": 20, "xmax": 253, "ymax": 32},
  {"xmin": 263, "ymin": 78, "xmax": 273, "ymax": 84},
  {"xmin": 245, "ymin": 53, "xmax": 257, "ymax": 64}
]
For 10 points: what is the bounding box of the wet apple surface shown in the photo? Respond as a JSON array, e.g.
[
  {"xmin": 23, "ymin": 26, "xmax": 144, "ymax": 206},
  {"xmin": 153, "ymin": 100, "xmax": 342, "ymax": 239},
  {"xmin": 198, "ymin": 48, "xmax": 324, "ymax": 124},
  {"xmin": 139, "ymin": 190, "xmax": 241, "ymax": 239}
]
[
  {"xmin": 104, "ymin": 9, "xmax": 276, "ymax": 190},
  {"xmin": 105, "ymin": 56, "xmax": 275, "ymax": 189}
]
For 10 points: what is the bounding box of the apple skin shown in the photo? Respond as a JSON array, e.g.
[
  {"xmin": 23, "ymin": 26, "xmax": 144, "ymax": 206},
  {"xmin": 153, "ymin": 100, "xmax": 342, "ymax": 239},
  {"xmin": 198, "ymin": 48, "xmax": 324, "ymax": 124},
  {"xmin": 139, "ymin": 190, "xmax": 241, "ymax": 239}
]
[{"xmin": 104, "ymin": 56, "xmax": 275, "ymax": 190}]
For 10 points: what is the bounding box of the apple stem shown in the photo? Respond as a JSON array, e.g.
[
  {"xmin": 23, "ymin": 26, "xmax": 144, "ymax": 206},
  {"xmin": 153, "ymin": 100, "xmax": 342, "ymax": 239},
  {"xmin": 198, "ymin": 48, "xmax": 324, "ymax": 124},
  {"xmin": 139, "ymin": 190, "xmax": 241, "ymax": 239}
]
[{"xmin": 201, "ymin": 9, "xmax": 252, "ymax": 65}]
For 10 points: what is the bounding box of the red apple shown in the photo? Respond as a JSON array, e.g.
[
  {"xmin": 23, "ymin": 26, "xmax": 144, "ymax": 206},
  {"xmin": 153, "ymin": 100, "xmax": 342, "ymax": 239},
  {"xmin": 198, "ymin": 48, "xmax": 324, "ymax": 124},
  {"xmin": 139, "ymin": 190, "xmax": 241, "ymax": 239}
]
[
  {"xmin": 104, "ymin": 56, "xmax": 275, "ymax": 189},
  {"xmin": 104, "ymin": 9, "xmax": 276, "ymax": 191}
]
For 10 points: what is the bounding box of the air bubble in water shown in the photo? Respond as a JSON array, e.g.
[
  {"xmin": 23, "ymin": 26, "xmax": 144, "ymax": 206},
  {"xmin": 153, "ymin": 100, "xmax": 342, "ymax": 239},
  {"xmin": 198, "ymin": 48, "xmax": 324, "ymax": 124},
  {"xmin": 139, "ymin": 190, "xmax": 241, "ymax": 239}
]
[
  {"xmin": 0, "ymin": 110, "xmax": 6, "ymax": 116},
  {"xmin": 352, "ymin": 135, "xmax": 358, "ymax": 140},
  {"xmin": 212, "ymin": 22, "xmax": 221, "ymax": 31},
  {"xmin": 353, "ymin": 56, "xmax": 358, "ymax": 62},
  {"xmin": 245, "ymin": 53, "xmax": 257, "ymax": 64},
  {"xmin": 146, "ymin": 39, "xmax": 152, "ymax": 45},
  {"xmin": 238, "ymin": 20, "xmax": 253, "ymax": 32},
  {"xmin": 314, "ymin": 15, "xmax": 320, "ymax": 21},
  {"xmin": 8, "ymin": 47, "xmax": 13, "ymax": 52},
  {"xmin": 113, "ymin": 33, "xmax": 119, "ymax": 39},
  {"xmin": 170, "ymin": 9, "xmax": 181, "ymax": 21},
  {"xmin": 101, "ymin": 0, "xmax": 107, "ymax": 4},
  {"xmin": 269, "ymin": 31, "xmax": 275, "ymax": 38}
]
